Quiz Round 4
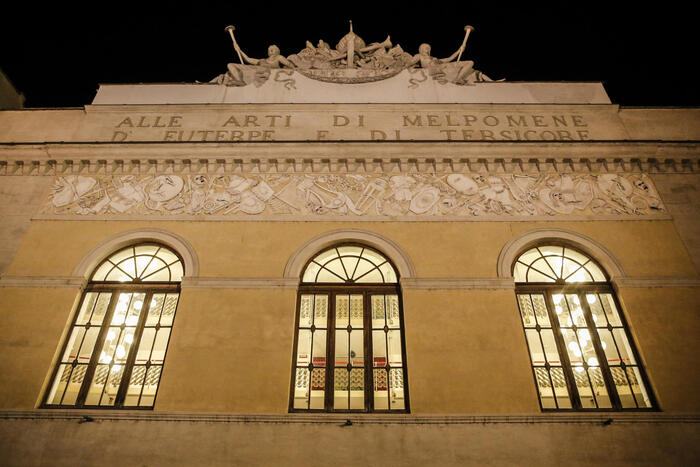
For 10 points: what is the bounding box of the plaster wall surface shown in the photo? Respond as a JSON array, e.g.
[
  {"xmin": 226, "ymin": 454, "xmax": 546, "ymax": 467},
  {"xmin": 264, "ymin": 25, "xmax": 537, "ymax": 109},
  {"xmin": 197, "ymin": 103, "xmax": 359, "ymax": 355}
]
[{"xmin": 1, "ymin": 416, "xmax": 698, "ymax": 466}]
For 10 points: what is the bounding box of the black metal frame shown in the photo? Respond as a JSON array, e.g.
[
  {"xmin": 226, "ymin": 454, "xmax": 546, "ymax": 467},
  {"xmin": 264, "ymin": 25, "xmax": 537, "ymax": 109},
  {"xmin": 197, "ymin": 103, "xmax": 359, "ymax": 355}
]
[
  {"xmin": 289, "ymin": 244, "xmax": 410, "ymax": 413},
  {"xmin": 41, "ymin": 243, "xmax": 182, "ymax": 410},
  {"xmin": 514, "ymin": 246, "xmax": 657, "ymax": 412}
]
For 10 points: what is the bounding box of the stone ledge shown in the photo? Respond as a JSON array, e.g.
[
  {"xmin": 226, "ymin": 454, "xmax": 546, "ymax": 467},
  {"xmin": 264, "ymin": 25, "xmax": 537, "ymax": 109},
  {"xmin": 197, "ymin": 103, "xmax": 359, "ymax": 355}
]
[
  {"xmin": 1, "ymin": 410, "xmax": 697, "ymax": 425},
  {"xmin": 0, "ymin": 275, "xmax": 86, "ymax": 288}
]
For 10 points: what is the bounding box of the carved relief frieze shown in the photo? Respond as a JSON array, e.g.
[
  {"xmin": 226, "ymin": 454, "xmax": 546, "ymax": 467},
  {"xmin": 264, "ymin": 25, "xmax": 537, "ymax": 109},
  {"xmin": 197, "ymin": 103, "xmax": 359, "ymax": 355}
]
[{"xmin": 39, "ymin": 172, "xmax": 664, "ymax": 220}]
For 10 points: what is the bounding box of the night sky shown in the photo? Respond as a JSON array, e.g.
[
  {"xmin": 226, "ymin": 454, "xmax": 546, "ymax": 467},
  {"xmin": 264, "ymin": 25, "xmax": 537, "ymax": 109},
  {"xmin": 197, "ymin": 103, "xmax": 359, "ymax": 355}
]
[{"xmin": 1, "ymin": 4, "xmax": 696, "ymax": 108}]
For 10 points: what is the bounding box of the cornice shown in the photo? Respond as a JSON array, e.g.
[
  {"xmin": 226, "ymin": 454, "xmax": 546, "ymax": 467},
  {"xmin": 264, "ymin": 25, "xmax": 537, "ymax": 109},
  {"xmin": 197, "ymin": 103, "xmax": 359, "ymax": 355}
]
[
  {"xmin": 1, "ymin": 141, "xmax": 699, "ymax": 175},
  {"xmin": 0, "ymin": 276, "xmax": 87, "ymax": 288},
  {"xmin": 1, "ymin": 410, "xmax": 697, "ymax": 425}
]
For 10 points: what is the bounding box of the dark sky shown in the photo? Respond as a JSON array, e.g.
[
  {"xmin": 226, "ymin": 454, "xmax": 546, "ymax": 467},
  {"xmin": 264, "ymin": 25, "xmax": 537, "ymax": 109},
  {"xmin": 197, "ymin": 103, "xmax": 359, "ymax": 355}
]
[{"xmin": 1, "ymin": 3, "xmax": 696, "ymax": 108}]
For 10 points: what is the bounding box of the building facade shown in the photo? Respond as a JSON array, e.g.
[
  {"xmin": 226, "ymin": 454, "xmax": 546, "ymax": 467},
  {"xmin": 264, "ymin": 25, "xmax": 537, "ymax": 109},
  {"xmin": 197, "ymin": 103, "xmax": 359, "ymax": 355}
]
[{"xmin": 1, "ymin": 29, "xmax": 699, "ymax": 465}]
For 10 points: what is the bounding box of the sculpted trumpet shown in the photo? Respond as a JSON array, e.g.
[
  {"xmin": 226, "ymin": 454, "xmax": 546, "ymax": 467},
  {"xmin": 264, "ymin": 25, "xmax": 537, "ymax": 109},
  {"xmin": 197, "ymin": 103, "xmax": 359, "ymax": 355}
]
[
  {"xmin": 225, "ymin": 25, "xmax": 244, "ymax": 64},
  {"xmin": 456, "ymin": 25, "xmax": 474, "ymax": 62}
]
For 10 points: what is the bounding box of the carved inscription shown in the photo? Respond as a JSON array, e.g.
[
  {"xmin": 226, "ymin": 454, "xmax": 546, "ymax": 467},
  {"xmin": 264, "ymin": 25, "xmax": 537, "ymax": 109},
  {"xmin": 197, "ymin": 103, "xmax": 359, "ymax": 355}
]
[
  {"xmin": 42, "ymin": 173, "xmax": 663, "ymax": 219},
  {"xmin": 108, "ymin": 112, "xmax": 601, "ymax": 142}
]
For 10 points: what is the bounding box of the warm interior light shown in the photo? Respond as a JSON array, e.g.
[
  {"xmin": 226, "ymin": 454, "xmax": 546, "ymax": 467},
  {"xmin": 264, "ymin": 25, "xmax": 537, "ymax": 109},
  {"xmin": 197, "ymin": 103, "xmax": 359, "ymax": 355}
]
[
  {"xmin": 586, "ymin": 294, "xmax": 597, "ymax": 304},
  {"xmin": 133, "ymin": 300, "xmax": 143, "ymax": 310},
  {"xmin": 588, "ymin": 357, "xmax": 599, "ymax": 366},
  {"xmin": 125, "ymin": 333, "xmax": 133, "ymax": 344},
  {"xmin": 116, "ymin": 345, "xmax": 126, "ymax": 359}
]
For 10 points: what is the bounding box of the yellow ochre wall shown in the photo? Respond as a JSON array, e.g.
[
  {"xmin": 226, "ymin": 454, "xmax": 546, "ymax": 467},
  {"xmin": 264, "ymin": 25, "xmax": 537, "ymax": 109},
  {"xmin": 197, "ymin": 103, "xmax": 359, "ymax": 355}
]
[{"xmin": 0, "ymin": 219, "xmax": 698, "ymax": 413}]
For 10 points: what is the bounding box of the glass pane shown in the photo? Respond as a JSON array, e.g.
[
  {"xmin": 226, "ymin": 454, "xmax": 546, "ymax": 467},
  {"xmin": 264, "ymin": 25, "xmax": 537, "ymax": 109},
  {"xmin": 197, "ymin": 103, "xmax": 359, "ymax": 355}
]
[
  {"xmin": 85, "ymin": 364, "xmax": 109, "ymax": 405},
  {"xmin": 566, "ymin": 267, "xmax": 593, "ymax": 283},
  {"xmin": 350, "ymin": 368, "xmax": 364, "ymax": 409},
  {"xmin": 563, "ymin": 247, "xmax": 589, "ymax": 266},
  {"xmin": 586, "ymin": 262, "xmax": 606, "ymax": 281},
  {"xmin": 143, "ymin": 266, "xmax": 170, "ymax": 282},
  {"xmin": 538, "ymin": 245, "xmax": 563, "ymax": 259},
  {"xmin": 310, "ymin": 368, "xmax": 325, "ymax": 409},
  {"xmin": 334, "ymin": 368, "xmax": 349, "ymax": 410},
  {"xmin": 75, "ymin": 293, "xmax": 98, "ymax": 325},
  {"xmin": 525, "ymin": 329, "xmax": 545, "ymax": 366},
  {"xmin": 335, "ymin": 295, "xmax": 349, "ymax": 328},
  {"xmin": 527, "ymin": 267, "xmax": 556, "ymax": 283},
  {"xmin": 314, "ymin": 248, "xmax": 339, "ymax": 267},
  {"xmin": 126, "ymin": 293, "xmax": 145, "ymax": 326},
  {"xmin": 299, "ymin": 295, "xmax": 313, "ymax": 327},
  {"xmin": 296, "ymin": 329, "xmax": 311, "ymax": 366},
  {"xmin": 543, "ymin": 255, "xmax": 563, "ymax": 280},
  {"xmin": 361, "ymin": 248, "xmax": 385, "ymax": 266},
  {"xmin": 550, "ymin": 367, "xmax": 572, "ymax": 408},
  {"xmin": 517, "ymin": 295, "xmax": 536, "ymax": 327},
  {"xmin": 534, "ymin": 367, "xmax": 556, "ymax": 409},
  {"xmin": 374, "ymin": 368, "xmax": 389, "ymax": 409},
  {"xmin": 115, "ymin": 257, "xmax": 137, "ymax": 280},
  {"xmin": 577, "ymin": 329, "xmax": 597, "ymax": 366},
  {"xmin": 62, "ymin": 327, "xmax": 86, "ymax": 362},
  {"xmin": 112, "ymin": 293, "xmax": 132, "ymax": 325},
  {"xmin": 513, "ymin": 262, "xmax": 528, "ymax": 282},
  {"xmin": 302, "ymin": 262, "xmax": 321, "ymax": 282},
  {"xmin": 150, "ymin": 328, "xmax": 171, "ymax": 364},
  {"xmin": 350, "ymin": 331, "xmax": 364, "ymax": 366},
  {"xmin": 314, "ymin": 295, "xmax": 328, "ymax": 328},
  {"xmin": 140, "ymin": 258, "xmax": 167, "ymax": 281},
  {"xmin": 62, "ymin": 364, "xmax": 87, "ymax": 405},
  {"xmin": 335, "ymin": 330, "xmax": 349, "ymax": 366},
  {"xmin": 373, "ymin": 331, "xmax": 387, "ymax": 367},
  {"xmin": 99, "ymin": 364, "xmax": 125, "ymax": 406},
  {"xmin": 78, "ymin": 327, "xmax": 100, "ymax": 364},
  {"xmin": 600, "ymin": 294, "xmax": 622, "ymax": 325},
  {"xmin": 531, "ymin": 294, "xmax": 551, "ymax": 327},
  {"xmin": 378, "ymin": 262, "xmax": 397, "ymax": 283},
  {"xmin": 388, "ymin": 331, "xmax": 403, "ymax": 367},
  {"xmin": 627, "ymin": 367, "xmax": 652, "ymax": 408},
  {"xmin": 336, "ymin": 245, "xmax": 364, "ymax": 257},
  {"xmin": 324, "ymin": 258, "xmax": 348, "ymax": 281},
  {"xmin": 518, "ymin": 248, "xmax": 541, "ymax": 267},
  {"xmin": 124, "ymin": 365, "xmax": 146, "ymax": 406},
  {"xmin": 565, "ymin": 294, "xmax": 586, "ymax": 327},
  {"xmin": 350, "ymin": 295, "xmax": 363, "ymax": 327},
  {"xmin": 573, "ymin": 367, "xmax": 597, "ymax": 408},
  {"xmin": 109, "ymin": 247, "xmax": 136, "ymax": 269},
  {"xmin": 386, "ymin": 295, "xmax": 400, "ymax": 328},
  {"xmin": 372, "ymin": 295, "xmax": 386, "ymax": 328},
  {"xmin": 134, "ymin": 244, "xmax": 160, "ymax": 257},
  {"xmin": 552, "ymin": 294, "xmax": 569, "ymax": 326},
  {"xmin": 317, "ymin": 267, "xmax": 344, "ymax": 283},
  {"xmin": 561, "ymin": 258, "xmax": 585, "ymax": 282},
  {"xmin": 586, "ymin": 294, "xmax": 608, "ymax": 327},
  {"xmin": 91, "ymin": 261, "xmax": 112, "ymax": 281},
  {"xmin": 168, "ymin": 261, "xmax": 184, "ymax": 282},
  {"xmin": 389, "ymin": 368, "xmax": 405, "ymax": 410},
  {"xmin": 561, "ymin": 329, "xmax": 584, "ymax": 367},
  {"xmin": 293, "ymin": 368, "xmax": 310, "ymax": 409},
  {"xmin": 136, "ymin": 328, "xmax": 156, "ymax": 365},
  {"xmin": 99, "ymin": 327, "xmax": 121, "ymax": 365},
  {"xmin": 597, "ymin": 329, "xmax": 620, "ymax": 365},
  {"xmin": 312, "ymin": 330, "xmax": 326, "ymax": 367},
  {"xmin": 161, "ymin": 294, "xmax": 179, "ymax": 326},
  {"xmin": 588, "ymin": 367, "xmax": 612, "ymax": 408},
  {"xmin": 356, "ymin": 269, "xmax": 382, "ymax": 283},
  {"xmin": 46, "ymin": 364, "xmax": 71, "ymax": 404},
  {"xmin": 155, "ymin": 248, "xmax": 180, "ymax": 267},
  {"xmin": 146, "ymin": 294, "xmax": 165, "ymax": 326},
  {"xmin": 105, "ymin": 264, "xmax": 132, "ymax": 282},
  {"xmin": 540, "ymin": 329, "xmax": 561, "ymax": 365},
  {"xmin": 340, "ymin": 256, "xmax": 360, "ymax": 281},
  {"xmin": 611, "ymin": 367, "xmax": 636, "ymax": 408},
  {"xmin": 90, "ymin": 293, "xmax": 111, "ymax": 325},
  {"xmin": 114, "ymin": 328, "xmax": 137, "ymax": 364},
  {"xmin": 612, "ymin": 329, "xmax": 637, "ymax": 365},
  {"xmin": 352, "ymin": 259, "xmax": 374, "ymax": 282},
  {"xmin": 139, "ymin": 365, "xmax": 162, "ymax": 407}
]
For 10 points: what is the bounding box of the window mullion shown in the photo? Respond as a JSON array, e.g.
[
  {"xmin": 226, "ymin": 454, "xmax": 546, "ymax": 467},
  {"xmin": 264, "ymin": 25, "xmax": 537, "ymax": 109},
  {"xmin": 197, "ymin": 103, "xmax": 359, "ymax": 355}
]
[
  {"xmin": 544, "ymin": 290, "xmax": 582, "ymax": 410},
  {"xmin": 76, "ymin": 292, "xmax": 119, "ymax": 406},
  {"xmin": 579, "ymin": 291, "xmax": 623, "ymax": 409},
  {"xmin": 364, "ymin": 290, "xmax": 373, "ymax": 412},
  {"xmin": 325, "ymin": 292, "xmax": 336, "ymax": 412},
  {"xmin": 114, "ymin": 290, "xmax": 153, "ymax": 407}
]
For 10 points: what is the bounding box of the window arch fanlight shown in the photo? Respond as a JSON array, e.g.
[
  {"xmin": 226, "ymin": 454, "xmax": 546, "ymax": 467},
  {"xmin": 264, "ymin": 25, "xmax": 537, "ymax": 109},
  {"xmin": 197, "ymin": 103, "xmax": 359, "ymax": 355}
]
[
  {"xmin": 43, "ymin": 244, "xmax": 183, "ymax": 409},
  {"xmin": 290, "ymin": 244, "xmax": 409, "ymax": 413},
  {"xmin": 514, "ymin": 244, "xmax": 655, "ymax": 411}
]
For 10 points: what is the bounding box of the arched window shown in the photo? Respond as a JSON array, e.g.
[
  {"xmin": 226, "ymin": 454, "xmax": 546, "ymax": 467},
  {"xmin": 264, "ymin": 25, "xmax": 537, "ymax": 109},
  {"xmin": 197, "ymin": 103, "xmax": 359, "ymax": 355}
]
[
  {"xmin": 43, "ymin": 244, "xmax": 183, "ymax": 409},
  {"xmin": 290, "ymin": 244, "xmax": 409, "ymax": 412},
  {"xmin": 514, "ymin": 245, "xmax": 655, "ymax": 410}
]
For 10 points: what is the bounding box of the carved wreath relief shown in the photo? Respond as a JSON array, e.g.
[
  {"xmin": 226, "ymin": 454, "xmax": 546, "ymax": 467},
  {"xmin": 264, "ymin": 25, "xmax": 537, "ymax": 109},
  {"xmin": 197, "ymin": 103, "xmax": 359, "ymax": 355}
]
[{"xmin": 42, "ymin": 173, "xmax": 663, "ymax": 219}]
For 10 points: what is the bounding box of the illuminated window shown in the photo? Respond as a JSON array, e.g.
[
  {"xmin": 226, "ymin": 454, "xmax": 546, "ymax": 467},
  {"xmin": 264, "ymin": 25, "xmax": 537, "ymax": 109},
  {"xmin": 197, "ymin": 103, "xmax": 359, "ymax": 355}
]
[
  {"xmin": 43, "ymin": 244, "xmax": 182, "ymax": 409},
  {"xmin": 290, "ymin": 244, "xmax": 409, "ymax": 412},
  {"xmin": 514, "ymin": 245, "xmax": 655, "ymax": 410}
]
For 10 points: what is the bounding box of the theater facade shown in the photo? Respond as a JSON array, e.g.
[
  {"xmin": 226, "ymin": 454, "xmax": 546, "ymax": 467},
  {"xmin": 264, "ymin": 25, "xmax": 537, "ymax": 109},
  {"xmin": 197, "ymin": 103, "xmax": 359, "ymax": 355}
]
[{"xmin": 1, "ymin": 28, "xmax": 699, "ymax": 465}]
